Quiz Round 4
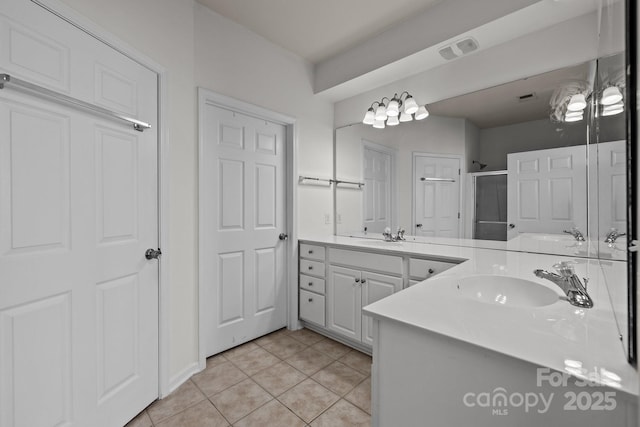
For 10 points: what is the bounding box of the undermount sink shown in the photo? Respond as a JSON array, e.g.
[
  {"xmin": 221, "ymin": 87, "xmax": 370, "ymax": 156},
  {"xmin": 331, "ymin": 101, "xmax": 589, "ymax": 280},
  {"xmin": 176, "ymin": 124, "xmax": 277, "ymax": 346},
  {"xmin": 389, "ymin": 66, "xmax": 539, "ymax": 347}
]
[
  {"xmin": 454, "ymin": 275, "xmax": 561, "ymax": 308},
  {"xmin": 356, "ymin": 240, "xmax": 404, "ymax": 247}
]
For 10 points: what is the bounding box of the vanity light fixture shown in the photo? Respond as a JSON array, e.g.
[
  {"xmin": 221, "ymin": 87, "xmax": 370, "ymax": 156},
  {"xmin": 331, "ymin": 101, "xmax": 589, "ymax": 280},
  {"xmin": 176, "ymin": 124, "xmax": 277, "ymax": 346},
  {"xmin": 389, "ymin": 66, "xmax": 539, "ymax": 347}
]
[
  {"xmin": 602, "ymin": 101, "xmax": 624, "ymax": 116},
  {"xmin": 362, "ymin": 91, "xmax": 429, "ymax": 128}
]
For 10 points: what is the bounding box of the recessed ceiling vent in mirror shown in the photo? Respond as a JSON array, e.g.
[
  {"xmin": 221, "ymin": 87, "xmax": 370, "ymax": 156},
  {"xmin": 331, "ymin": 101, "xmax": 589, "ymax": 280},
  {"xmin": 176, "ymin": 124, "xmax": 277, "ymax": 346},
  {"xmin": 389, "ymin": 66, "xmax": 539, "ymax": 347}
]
[
  {"xmin": 438, "ymin": 37, "xmax": 479, "ymax": 61},
  {"xmin": 518, "ymin": 92, "xmax": 538, "ymax": 102}
]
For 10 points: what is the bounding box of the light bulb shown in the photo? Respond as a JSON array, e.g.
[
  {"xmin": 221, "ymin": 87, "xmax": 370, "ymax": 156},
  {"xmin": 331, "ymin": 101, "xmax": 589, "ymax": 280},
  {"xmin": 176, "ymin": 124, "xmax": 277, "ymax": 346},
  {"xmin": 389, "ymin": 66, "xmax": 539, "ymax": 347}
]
[
  {"xmin": 567, "ymin": 94, "xmax": 587, "ymax": 111},
  {"xmin": 404, "ymin": 96, "xmax": 419, "ymax": 114},
  {"xmin": 399, "ymin": 111, "xmax": 413, "ymax": 122},
  {"xmin": 363, "ymin": 108, "xmax": 375, "ymax": 125},
  {"xmin": 415, "ymin": 105, "xmax": 429, "ymax": 120},
  {"xmin": 601, "ymin": 86, "xmax": 623, "ymax": 106},
  {"xmin": 387, "ymin": 115, "xmax": 399, "ymax": 126},
  {"xmin": 373, "ymin": 119, "xmax": 386, "ymax": 129},
  {"xmin": 375, "ymin": 104, "xmax": 387, "ymax": 121},
  {"xmin": 387, "ymin": 99, "xmax": 399, "ymax": 116}
]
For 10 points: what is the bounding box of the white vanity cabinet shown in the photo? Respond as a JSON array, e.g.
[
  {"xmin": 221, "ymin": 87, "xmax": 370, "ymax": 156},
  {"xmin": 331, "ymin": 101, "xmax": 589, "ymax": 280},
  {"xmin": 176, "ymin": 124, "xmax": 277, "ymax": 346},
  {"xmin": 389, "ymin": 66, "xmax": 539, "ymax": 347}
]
[
  {"xmin": 299, "ymin": 243, "xmax": 326, "ymax": 326},
  {"xmin": 327, "ymin": 249, "xmax": 403, "ymax": 346},
  {"xmin": 298, "ymin": 240, "xmax": 461, "ymax": 350}
]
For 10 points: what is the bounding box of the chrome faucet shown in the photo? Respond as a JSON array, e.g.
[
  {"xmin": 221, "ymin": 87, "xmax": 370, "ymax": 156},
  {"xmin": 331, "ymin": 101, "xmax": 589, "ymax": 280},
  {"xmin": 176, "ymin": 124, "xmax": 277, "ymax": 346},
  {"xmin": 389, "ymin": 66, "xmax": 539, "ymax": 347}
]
[
  {"xmin": 382, "ymin": 227, "xmax": 406, "ymax": 242},
  {"xmin": 533, "ymin": 262, "xmax": 593, "ymax": 309},
  {"xmin": 604, "ymin": 228, "xmax": 626, "ymax": 244},
  {"xmin": 563, "ymin": 227, "xmax": 585, "ymax": 242}
]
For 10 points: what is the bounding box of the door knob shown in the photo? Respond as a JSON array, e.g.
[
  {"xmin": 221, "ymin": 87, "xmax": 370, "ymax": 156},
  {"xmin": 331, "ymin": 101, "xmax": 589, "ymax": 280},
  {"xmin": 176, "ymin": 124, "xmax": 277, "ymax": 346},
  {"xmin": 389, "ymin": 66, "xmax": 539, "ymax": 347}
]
[
  {"xmin": 416, "ymin": 224, "xmax": 423, "ymax": 228},
  {"xmin": 145, "ymin": 248, "xmax": 162, "ymax": 260},
  {"xmin": 279, "ymin": 233, "xmax": 288, "ymax": 240}
]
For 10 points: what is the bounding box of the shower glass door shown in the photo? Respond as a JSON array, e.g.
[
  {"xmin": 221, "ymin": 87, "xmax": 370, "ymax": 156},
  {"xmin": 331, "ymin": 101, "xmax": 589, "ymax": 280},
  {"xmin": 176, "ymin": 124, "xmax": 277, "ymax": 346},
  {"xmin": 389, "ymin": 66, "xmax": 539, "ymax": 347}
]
[{"xmin": 473, "ymin": 172, "xmax": 507, "ymax": 241}]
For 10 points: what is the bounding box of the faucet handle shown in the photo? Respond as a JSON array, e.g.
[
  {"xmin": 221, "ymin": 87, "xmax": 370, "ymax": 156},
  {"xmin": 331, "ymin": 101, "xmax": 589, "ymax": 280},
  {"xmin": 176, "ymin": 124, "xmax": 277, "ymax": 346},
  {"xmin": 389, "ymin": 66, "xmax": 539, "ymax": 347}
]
[{"xmin": 553, "ymin": 261, "xmax": 575, "ymax": 276}]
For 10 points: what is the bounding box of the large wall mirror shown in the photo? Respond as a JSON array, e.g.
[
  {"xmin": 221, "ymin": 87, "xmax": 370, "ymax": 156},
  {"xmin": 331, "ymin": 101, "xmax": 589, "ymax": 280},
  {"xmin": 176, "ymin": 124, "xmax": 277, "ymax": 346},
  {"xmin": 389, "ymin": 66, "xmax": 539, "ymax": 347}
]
[{"xmin": 334, "ymin": 2, "xmax": 633, "ymax": 362}]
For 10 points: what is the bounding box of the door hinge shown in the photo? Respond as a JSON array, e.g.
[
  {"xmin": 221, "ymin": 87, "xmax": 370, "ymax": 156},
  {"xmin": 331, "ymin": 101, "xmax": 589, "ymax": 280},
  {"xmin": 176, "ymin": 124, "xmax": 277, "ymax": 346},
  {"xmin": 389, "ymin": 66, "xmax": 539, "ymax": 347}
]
[
  {"xmin": 458, "ymin": 168, "xmax": 461, "ymax": 175},
  {"xmin": 458, "ymin": 212, "xmax": 460, "ymax": 219}
]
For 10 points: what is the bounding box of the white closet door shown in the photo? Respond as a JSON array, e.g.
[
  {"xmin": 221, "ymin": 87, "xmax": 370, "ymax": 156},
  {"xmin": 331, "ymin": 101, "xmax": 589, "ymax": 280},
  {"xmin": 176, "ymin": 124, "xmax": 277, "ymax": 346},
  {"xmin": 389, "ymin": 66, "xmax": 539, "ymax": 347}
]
[
  {"xmin": 201, "ymin": 102, "xmax": 287, "ymax": 356},
  {"xmin": 363, "ymin": 146, "xmax": 391, "ymax": 233},
  {"xmin": 507, "ymin": 146, "xmax": 587, "ymax": 239},
  {"xmin": 413, "ymin": 155, "xmax": 461, "ymax": 237},
  {"xmin": 0, "ymin": 1, "xmax": 159, "ymax": 426}
]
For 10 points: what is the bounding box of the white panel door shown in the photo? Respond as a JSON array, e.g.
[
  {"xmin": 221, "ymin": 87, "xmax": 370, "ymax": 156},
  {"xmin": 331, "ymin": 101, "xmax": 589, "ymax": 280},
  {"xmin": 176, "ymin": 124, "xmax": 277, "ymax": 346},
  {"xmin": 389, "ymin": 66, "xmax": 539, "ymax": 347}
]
[
  {"xmin": 0, "ymin": 1, "xmax": 159, "ymax": 427},
  {"xmin": 361, "ymin": 272, "xmax": 402, "ymax": 346},
  {"xmin": 413, "ymin": 155, "xmax": 460, "ymax": 237},
  {"xmin": 507, "ymin": 146, "xmax": 587, "ymax": 239},
  {"xmin": 597, "ymin": 140, "xmax": 626, "ymax": 236},
  {"xmin": 327, "ymin": 266, "xmax": 361, "ymax": 341},
  {"xmin": 363, "ymin": 145, "xmax": 391, "ymax": 233},
  {"xmin": 201, "ymin": 102, "xmax": 286, "ymax": 356}
]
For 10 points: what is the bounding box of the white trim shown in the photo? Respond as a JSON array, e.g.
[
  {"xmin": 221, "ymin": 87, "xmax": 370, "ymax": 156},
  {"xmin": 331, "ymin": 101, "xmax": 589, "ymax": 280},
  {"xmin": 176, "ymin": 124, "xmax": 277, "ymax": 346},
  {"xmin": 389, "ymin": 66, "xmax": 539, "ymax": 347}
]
[
  {"xmin": 197, "ymin": 88, "xmax": 298, "ymax": 370},
  {"xmin": 411, "ymin": 152, "xmax": 464, "ymax": 236},
  {"xmin": 30, "ymin": 0, "xmax": 172, "ymax": 399},
  {"xmin": 168, "ymin": 362, "xmax": 200, "ymax": 394}
]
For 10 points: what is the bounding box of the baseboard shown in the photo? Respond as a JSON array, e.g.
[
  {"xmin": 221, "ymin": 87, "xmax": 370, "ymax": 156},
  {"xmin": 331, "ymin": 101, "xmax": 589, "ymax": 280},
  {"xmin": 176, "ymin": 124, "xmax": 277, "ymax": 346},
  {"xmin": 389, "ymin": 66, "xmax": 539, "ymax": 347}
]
[{"xmin": 164, "ymin": 361, "xmax": 201, "ymax": 398}]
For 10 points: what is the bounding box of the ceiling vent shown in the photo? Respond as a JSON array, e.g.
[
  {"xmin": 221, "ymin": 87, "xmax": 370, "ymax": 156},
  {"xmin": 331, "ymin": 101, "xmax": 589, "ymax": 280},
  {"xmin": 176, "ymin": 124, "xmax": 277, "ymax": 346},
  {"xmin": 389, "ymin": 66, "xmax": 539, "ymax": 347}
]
[
  {"xmin": 518, "ymin": 92, "xmax": 538, "ymax": 103},
  {"xmin": 438, "ymin": 37, "xmax": 479, "ymax": 61}
]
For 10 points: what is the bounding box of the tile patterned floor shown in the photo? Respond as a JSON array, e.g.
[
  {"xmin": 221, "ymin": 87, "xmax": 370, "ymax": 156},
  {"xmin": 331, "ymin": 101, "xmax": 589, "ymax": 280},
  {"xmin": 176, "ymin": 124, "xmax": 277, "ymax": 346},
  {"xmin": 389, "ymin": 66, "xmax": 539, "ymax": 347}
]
[{"xmin": 126, "ymin": 328, "xmax": 372, "ymax": 427}]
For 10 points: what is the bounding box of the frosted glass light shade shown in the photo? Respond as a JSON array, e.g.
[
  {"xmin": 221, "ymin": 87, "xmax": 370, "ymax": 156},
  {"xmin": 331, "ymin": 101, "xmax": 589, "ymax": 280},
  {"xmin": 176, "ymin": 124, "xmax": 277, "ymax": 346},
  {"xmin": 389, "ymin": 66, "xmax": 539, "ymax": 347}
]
[
  {"xmin": 565, "ymin": 113, "xmax": 583, "ymax": 122},
  {"xmin": 387, "ymin": 99, "xmax": 400, "ymax": 116},
  {"xmin": 375, "ymin": 105, "xmax": 387, "ymax": 121},
  {"xmin": 601, "ymin": 86, "xmax": 623, "ymax": 106},
  {"xmin": 404, "ymin": 96, "xmax": 419, "ymax": 114},
  {"xmin": 602, "ymin": 101, "xmax": 624, "ymax": 116},
  {"xmin": 387, "ymin": 115, "xmax": 400, "ymax": 126},
  {"xmin": 399, "ymin": 111, "xmax": 413, "ymax": 122},
  {"xmin": 363, "ymin": 109, "xmax": 375, "ymax": 125},
  {"xmin": 565, "ymin": 110, "xmax": 583, "ymax": 118},
  {"xmin": 373, "ymin": 119, "xmax": 386, "ymax": 129},
  {"xmin": 567, "ymin": 94, "xmax": 587, "ymax": 111},
  {"xmin": 415, "ymin": 105, "xmax": 429, "ymax": 120}
]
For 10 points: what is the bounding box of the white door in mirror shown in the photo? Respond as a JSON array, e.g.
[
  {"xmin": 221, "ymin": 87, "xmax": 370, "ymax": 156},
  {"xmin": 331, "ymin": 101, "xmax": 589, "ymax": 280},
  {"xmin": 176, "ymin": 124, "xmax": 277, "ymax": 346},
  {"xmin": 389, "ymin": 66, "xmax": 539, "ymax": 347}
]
[
  {"xmin": 507, "ymin": 146, "xmax": 587, "ymax": 240},
  {"xmin": 413, "ymin": 155, "xmax": 461, "ymax": 237}
]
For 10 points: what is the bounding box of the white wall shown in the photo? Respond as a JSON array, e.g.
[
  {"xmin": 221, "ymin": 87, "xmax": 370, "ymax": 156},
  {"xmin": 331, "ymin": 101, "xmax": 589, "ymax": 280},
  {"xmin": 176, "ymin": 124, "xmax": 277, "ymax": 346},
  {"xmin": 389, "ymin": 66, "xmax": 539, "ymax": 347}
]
[
  {"xmin": 56, "ymin": 0, "xmax": 335, "ymax": 389},
  {"xmin": 194, "ymin": 3, "xmax": 335, "ymax": 237},
  {"xmin": 478, "ymin": 118, "xmax": 588, "ymax": 170}
]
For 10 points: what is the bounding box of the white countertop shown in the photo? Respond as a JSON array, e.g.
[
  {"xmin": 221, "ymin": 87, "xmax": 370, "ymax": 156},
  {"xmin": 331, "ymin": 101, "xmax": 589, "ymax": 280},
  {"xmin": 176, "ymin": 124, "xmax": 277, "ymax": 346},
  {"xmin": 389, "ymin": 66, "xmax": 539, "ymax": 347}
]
[{"xmin": 299, "ymin": 235, "xmax": 637, "ymax": 396}]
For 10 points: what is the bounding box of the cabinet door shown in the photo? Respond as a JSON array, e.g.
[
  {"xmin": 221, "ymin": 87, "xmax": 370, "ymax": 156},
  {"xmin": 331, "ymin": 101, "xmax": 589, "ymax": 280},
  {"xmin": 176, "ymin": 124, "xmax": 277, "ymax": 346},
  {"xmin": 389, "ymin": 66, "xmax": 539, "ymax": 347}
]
[
  {"xmin": 327, "ymin": 266, "xmax": 361, "ymax": 341},
  {"xmin": 361, "ymin": 272, "xmax": 403, "ymax": 346}
]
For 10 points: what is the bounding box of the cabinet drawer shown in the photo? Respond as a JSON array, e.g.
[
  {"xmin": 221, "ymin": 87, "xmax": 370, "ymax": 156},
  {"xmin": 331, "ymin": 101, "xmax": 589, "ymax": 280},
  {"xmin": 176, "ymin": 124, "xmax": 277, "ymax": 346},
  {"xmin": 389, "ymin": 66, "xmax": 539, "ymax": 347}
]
[
  {"xmin": 300, "ymin": 259, "xmax": 325, "ymax": 277},
  {"xmin": 300, "ymin": 274, "xmax": 325, "ymax": 294},
  {"xmin": 300, "ymin": 243, "xmax": 326, "ymax": 261},
  {"xmin": 328, "ymin": 248, "xmax": 402, "ymax": 276},
  {"xmin": 300, "ymin": 289, "xmax": 325, "ymax": 326},
  {"xmin": 409, "ymin": 258, "xmax": 457, "ymax": 280}
]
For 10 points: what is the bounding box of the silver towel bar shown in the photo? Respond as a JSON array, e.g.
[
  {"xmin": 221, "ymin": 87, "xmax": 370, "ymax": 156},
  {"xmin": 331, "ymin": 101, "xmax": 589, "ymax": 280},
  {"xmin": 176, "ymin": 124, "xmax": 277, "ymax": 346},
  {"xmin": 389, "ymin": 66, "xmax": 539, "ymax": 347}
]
[{"xmin": 0, "ymin": 74, "xmax": 151, "ymax": 132}]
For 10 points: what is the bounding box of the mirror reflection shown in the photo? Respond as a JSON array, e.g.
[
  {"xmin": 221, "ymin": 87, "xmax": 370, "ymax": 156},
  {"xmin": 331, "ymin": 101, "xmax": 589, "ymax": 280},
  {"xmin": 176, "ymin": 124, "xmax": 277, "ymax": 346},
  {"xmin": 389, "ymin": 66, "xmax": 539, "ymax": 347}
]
[{"xmin": 335, "ymin": 59, "xmax": 625, "ymax": 259}]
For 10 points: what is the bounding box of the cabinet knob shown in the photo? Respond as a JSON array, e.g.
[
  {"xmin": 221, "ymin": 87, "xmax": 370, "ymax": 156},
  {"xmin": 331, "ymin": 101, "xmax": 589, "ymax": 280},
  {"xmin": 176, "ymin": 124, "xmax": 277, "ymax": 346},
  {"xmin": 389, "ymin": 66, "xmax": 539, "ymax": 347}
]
[
  {"xmin": 308, "ymin": 250, "xmax": 314, "ymax": 254},
  {"xmin": 355, "ymin": 278, "xmax": 360, "ymax": 283},
  {"xmin": 361, "ymin": 279, "xmax": 366, "ymax": 284},
  {"xmin": 308, "ymin": 298, "xmax": 313, "ymax": 302},
  {"xmin": 428, "ymin": 268, "xmax": 434, "ymax": 274},
  {"xmin": 308, "ymin": 282, "xmax": 313, "ymax": 286},
  {"xmin": 308, "ymin": 266, "xmax": 313, "ymax": 270}
]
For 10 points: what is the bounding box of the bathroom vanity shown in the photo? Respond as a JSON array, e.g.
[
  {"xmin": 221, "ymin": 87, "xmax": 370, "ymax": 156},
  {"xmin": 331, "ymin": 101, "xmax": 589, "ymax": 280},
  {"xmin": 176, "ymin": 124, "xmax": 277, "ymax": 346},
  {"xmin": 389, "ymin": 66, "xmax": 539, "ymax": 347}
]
[{"xmin": 297, "ymin": 236, "xmax": 637, "ymax": 426}]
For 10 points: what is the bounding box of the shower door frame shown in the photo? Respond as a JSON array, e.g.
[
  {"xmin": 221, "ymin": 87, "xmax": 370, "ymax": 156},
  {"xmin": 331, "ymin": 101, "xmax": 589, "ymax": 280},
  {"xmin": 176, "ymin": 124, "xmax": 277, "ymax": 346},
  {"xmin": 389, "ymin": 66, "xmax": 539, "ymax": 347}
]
[{"xmin": 468, "ymin": 170, "xmax": 507, "ymax": 240}]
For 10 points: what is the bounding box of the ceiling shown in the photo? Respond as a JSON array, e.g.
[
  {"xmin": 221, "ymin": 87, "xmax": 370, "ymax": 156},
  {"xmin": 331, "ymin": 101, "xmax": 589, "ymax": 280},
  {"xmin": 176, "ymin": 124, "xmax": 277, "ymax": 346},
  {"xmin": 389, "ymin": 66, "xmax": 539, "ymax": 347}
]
[
  {"xmin": 428, "ymin": 61, "xmax": 592, "ymax": 129},
  {"xmin": 196, "ymin": 0, "xmax": 443, "ymax": 63}
]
